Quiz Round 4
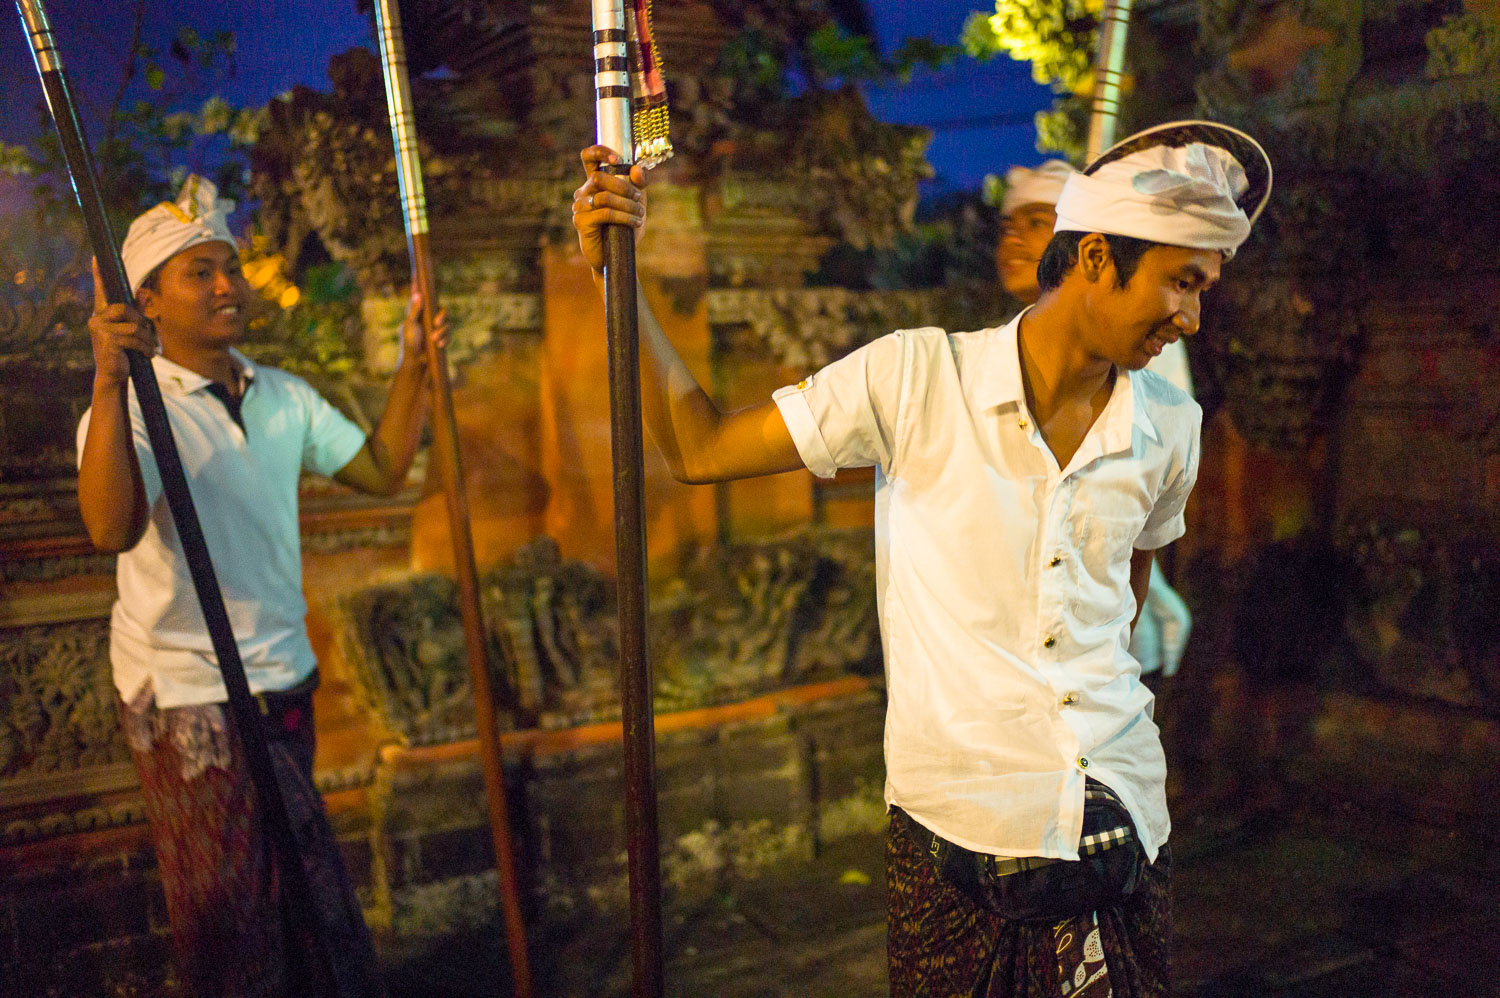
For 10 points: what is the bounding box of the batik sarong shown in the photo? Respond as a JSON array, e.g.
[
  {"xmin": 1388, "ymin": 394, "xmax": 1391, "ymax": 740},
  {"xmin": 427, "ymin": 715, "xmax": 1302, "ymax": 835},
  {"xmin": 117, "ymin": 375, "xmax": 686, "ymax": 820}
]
[
  {"xmin": 122, "ymin": 684, "xmax": 383, "ymax": 998},
  {"xmin": 886, "ymin": 811, "xmax": 1172, "ymax": 998}
]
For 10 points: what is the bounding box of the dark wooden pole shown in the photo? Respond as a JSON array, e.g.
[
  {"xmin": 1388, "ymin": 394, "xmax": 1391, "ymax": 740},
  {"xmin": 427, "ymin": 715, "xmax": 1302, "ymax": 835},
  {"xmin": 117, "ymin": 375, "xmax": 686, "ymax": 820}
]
[
  {"xmin": 371, "ymin": 2, "xmax": 534, "ymax": 994},
  {"xmin": 591, "ymin": 0, "xmax": 665, "ymax": 992},
  {"xmin": 603, "ymin": 221, "xmax": 663, "ymax": 998},
  {"xmin": 12, "ymin": 1, "xmax": 336, "ymax": 991}
]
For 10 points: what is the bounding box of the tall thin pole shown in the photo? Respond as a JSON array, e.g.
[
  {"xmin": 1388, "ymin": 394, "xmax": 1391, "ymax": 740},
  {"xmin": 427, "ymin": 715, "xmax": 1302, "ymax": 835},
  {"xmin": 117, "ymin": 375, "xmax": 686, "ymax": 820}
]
[
  {"xmin": 370, "ymin": 3, "xmax": 534, "ymax": 995},
  {"xmin": 12, "ymin": 1, "xmax": 336, "ymax": 991},
  {"xmin": 590, "ymin": 0, "xmax": 664, "ymax": 995},
  {"xmin": 1087, "ymin": 0, "xmax": 1135, "ymax": 162}
]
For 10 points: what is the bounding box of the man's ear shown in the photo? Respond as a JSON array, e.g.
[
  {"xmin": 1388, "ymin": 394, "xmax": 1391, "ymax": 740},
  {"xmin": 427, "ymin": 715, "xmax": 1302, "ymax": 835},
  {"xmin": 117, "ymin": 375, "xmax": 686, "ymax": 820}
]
[
  {"xmin": 134, "ymin": 286, "xmax": 160, "ymax": 323},
  {"xmin": 1076, "ymin": 233, "xmax": 1113, "ymax": 284}
]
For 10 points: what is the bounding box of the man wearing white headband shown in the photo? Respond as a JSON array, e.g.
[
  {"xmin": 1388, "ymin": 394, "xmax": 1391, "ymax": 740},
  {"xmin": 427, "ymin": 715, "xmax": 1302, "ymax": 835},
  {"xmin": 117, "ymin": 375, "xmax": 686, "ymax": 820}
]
[
  {"xmin": 996, "ymin": 155, "xmax": 1199, "ymax": 684},
  {"xmin": 572, "ymin": 119, "xmax": 1270, "ymax": 996},
  {"xmin": 995, "ymin": 159, "xmax": 1074, "ymax": 303},
  {"xmin": 77, "ymin": 175, "xmax": 448, "ymax": 997}
]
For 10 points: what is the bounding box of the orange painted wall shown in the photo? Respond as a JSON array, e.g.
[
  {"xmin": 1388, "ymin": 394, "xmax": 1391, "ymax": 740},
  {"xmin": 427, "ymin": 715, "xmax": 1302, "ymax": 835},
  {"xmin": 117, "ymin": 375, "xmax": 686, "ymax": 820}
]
[
  {"xmin": 539, "ymin": 241, "xmax": 717, "ymax": 576},
  {"xmin": 411, "ymin": 336, "xmax": 549, "ymax": 574}
]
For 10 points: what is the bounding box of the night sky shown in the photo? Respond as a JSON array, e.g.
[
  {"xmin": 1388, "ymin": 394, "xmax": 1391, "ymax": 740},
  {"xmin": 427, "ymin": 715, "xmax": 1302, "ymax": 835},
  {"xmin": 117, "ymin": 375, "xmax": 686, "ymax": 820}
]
[{"xmin": 0, "ymin": 0, "xmax": 1052, "ymax": 196}]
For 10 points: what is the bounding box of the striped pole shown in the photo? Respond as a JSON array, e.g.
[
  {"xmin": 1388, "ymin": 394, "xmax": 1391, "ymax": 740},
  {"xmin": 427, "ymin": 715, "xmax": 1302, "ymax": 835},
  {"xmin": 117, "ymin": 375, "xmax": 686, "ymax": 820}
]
[
  {"xmin": 1087, "ymin": 0, "xmax": 1135, "ymax": 162},
  {"xmin": 371, "ymin": 2, "xmax": 534, "ymax": 995},
  {"xmin": 590, "ymin": 1, "xmax": 664, "ymax": 995}
]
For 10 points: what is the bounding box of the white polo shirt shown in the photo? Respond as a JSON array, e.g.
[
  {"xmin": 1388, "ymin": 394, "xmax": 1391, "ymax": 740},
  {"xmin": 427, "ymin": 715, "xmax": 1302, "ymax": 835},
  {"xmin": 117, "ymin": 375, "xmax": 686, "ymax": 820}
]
[
  {"xmin": 772, "ymin": 312, "xmax": 1200, "ymax": 862},
  {"xmin": 77, "ymin": 350, "xmax": 368, "ymax": 708}
]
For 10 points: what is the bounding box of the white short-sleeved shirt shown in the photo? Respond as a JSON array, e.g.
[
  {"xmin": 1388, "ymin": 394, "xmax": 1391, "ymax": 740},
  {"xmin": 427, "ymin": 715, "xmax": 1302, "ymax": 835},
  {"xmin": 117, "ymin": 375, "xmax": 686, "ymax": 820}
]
[
  {"xmin": 772, "ymin": 312, "xmax": 1201, "ymax": 862},
  {"xmin": 77, "ymin": 350, "xmax": 368, "ymax": 708}
]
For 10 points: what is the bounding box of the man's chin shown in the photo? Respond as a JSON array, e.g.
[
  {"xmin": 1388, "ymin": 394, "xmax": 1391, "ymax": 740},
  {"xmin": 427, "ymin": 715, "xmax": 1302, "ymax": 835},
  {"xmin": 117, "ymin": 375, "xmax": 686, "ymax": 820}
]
[{"xmin": 1000, "ymin": 273, "xmax": 1039, "ymax": 301}]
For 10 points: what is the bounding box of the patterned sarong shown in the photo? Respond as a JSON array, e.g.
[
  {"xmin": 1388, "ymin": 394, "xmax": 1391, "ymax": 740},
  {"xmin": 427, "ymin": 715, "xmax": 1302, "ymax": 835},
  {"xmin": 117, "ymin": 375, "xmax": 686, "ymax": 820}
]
[
  {"xmin": 887, "ymin": 812, "xmax": 1172, "ymax": 998},
  {"xmin": 122, "ymin": 686, "xmax": 383, "ymax": 998}
]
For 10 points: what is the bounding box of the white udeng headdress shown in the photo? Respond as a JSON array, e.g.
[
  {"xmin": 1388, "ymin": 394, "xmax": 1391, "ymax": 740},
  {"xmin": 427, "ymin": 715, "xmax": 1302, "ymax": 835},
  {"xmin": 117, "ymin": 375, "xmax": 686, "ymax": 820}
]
[
  {"xmin": 1053, "ymin": 120, "xmax": 1272, "ymax": 260},
  {"xmin": 121, "ymin": 175, "xmax": 237, "ymax": 294},
  {"xmin": 1000, "ymin": 159, "xmax": 1075, "ymax": 216}
]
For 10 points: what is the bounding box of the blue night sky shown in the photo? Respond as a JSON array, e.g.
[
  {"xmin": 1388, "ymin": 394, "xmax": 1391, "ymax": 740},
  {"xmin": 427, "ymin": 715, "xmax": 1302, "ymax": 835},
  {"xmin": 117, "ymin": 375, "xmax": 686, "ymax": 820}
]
[{"xmin": 0, "ymin": 0, "xmax": 1052, "ymax": 196}]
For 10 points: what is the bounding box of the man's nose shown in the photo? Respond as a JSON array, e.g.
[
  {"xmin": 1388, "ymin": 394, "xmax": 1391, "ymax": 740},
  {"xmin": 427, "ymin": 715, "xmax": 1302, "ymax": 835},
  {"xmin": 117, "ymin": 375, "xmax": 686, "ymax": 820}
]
[{"xmin": 1174, "ymin": 295, "xmax": 1201, "ymax": 336}]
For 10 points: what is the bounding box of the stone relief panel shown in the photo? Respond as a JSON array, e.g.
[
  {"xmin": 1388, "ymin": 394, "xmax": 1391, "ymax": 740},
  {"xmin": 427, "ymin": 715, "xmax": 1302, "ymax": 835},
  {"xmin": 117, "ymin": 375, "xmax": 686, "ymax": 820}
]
[
  {"xmin": 0, "ymin": 618, "xmax": 126, "ymax": 783},
  {"xmin": 337, "ymin": 531, "xmax": 882, "ymax": 745}
]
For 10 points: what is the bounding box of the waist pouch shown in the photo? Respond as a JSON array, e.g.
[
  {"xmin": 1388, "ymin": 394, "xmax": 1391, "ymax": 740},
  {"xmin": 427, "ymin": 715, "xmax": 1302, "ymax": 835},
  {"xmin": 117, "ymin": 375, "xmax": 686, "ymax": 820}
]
[
  {"xmin": 900, "ymin": 779, "xmax": 1146, "ymax": 923},
  {"xmin": 254, "ymin": 672, "xmax": 318, "ymax": 744}
]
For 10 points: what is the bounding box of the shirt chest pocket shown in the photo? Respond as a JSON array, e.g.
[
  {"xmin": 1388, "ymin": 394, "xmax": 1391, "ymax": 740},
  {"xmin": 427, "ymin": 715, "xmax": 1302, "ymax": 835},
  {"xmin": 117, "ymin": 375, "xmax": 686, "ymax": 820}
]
[{"xmin": 1066, "ymin": 511, "xmax": 1148, "ymax": 626}]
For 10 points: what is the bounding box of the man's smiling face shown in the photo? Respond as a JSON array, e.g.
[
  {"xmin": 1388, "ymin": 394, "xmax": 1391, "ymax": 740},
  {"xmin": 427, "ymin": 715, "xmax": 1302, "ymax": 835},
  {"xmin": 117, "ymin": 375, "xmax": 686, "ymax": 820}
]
[
  {"xmin": 996, "ymin": 202, "xmax": 1058, "ymax": 303},
  {"xmin": 1086, "ymin": 241, "xmax": 1222, "ymax": 370},
  {"xmin": 137, "ymin": 241, "xmax": 251, "ymax": 350}
]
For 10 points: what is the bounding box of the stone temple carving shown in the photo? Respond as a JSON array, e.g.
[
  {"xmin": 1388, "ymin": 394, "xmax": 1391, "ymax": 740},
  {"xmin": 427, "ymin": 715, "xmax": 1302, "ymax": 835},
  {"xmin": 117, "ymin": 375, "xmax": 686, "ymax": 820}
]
[{"xmin": 338, "ymin": 532, "xmax": 881, "ymax": 745}]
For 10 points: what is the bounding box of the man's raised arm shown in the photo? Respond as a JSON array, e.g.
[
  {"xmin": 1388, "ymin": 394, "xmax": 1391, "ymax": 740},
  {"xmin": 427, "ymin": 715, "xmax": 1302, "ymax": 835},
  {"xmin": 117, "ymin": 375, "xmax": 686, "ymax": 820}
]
[{"xmin": 571, "ymin": 145, "xmax": 805, "ymax": 484}]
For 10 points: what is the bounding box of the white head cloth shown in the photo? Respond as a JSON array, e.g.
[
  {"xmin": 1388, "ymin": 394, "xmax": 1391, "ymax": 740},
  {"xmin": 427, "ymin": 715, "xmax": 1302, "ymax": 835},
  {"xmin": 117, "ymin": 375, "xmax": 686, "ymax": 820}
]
[
  {"xmin": 121, "ymin": 175, "xmax": 237, "ymax": 294},
  {"xmin": 1000, "ymin": 159, "xmax": 1075, "ymax": 216},
  {"xmin": 1054, "ymin": 142, "xmax": 1252, "ymax": 258}
]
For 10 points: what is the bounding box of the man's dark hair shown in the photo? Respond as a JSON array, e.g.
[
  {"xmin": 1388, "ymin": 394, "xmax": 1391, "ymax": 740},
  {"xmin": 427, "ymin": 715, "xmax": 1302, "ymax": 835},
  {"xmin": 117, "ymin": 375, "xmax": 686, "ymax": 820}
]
[{"xmin": 1036, "ymin": 231, "xmax": 1158, "ymax": 292}]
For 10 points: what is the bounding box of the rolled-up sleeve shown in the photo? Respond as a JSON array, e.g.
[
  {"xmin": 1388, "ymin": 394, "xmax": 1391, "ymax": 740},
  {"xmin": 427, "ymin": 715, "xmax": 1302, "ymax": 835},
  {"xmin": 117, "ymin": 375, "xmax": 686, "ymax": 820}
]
[{"xmin": 772, "ymin": 332, "xmax": 907, "ymax": 480}]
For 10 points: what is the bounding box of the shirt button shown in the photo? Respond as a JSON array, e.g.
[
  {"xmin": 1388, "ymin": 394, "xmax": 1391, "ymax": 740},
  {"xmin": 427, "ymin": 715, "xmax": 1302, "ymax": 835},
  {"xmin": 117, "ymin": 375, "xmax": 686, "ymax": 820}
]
[
  {"xmin": 1043, "ymin": 635, "xmax": 1057, "ymax": 649},
  {"xmin": 1049, "ymin": 555, "xmax": 1062, "ymax": 568},
  {"xmin": 1018, "ymin": 417, "xmax": 1029, "ymax": 430},
  {"xmin": 1078, "ymin": 757, "xmax": 1090, "ymax": 769},
  {"xmin": 1062, "ymin": 693, "xmax": 1077, "ymax": 706},
  {"xmin": 796, "ymin": 379, "xmax": 808, "ymax": 390}
]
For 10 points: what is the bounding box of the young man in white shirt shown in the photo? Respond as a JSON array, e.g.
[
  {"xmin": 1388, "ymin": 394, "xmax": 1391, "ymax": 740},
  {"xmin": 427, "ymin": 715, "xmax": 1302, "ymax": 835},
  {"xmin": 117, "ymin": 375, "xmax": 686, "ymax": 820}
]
[
  {"xmin": 998, "ymin": 159, "xmax": 1196, "ymax": 683},
  {"xmin": 571, "ymin": 121, "xmax": 1270, "ymax": 996},
  {"xmin": 79, "ymin": 175, "xmax": 446, "ymax": 997}
]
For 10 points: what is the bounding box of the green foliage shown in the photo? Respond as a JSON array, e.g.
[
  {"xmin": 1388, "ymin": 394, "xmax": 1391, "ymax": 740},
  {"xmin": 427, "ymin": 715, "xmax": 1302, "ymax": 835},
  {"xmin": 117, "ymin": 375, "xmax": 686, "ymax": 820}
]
[
  {"xmin": 804, "ymin": 25, "xmax": 959, "ymax": 84},
  {"xmin": 242, "ymin": 297, "xmax": 362, "ymax": 377},
  {"xmin": 11, "ymin": 22, "xmax": 261, "ymax": 228},
  {"xmin": 890, "ymin": 37, "xmax": 963, "ymax": 83},
  {"xmin": 716, "ymin": 28, "xmax": 791, "ymax": 105},
  {"xmin": 961, "ymin": 0, "xmax": 1100, "ymax": 91},
  {"xmin": 300, "ymin": 261, "xmax": 360, "ymax": 306},
  {"xmin": 961, "ymin": 1, "xmax": 1101, "ymax": 157},
  {"xmin": 1426, "ymin": 12, "xmax": 1500, "ymax": 80},
  {"xmin": 0, "ymin": 144, "xmax": 36, "ymax": 177},
  {"xmin": 1033, "ymin": 100, "xmax": 1087, "ymax": 162},
  {"xmin": 805, "ymin": 23, "xmax": 884, "ymax": 81}
]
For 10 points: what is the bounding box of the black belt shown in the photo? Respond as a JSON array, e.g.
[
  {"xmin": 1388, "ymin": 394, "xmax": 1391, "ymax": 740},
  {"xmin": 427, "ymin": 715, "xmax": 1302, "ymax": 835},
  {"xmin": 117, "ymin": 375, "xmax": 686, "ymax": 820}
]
[{"xmin": 894, "ymin": 780, "xmax": 1135, "ymax": 877}]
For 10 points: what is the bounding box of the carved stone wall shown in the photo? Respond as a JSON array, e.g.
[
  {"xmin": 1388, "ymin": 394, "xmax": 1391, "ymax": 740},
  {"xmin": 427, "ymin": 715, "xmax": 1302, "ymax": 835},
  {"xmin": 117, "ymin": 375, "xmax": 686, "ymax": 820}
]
[
  {"xmin": 337, "ymin": 532, "xmax": 881, "ymax": 745},
  {"xmin": 1124, "ymin": 0, "xmax": 1500, "ymax": 712}
]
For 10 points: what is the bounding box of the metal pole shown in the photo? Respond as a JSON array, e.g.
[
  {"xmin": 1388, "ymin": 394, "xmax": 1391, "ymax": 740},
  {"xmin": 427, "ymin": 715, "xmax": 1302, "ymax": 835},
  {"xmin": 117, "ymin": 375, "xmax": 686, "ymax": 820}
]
[
  {"xmin": 370, "ymin": 2, "xmax": 534, "ymax": 995},
  {"xmin": 13, "ymin": 1, "xmax": 336, "ymax": 991},
  {"xmin": 1087, "ymin": 0, "xmax": 1135, "ymax": 162},
  {"xmin": 591, "ymin": 0, "xmax": 664, "ymax": 994}
]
